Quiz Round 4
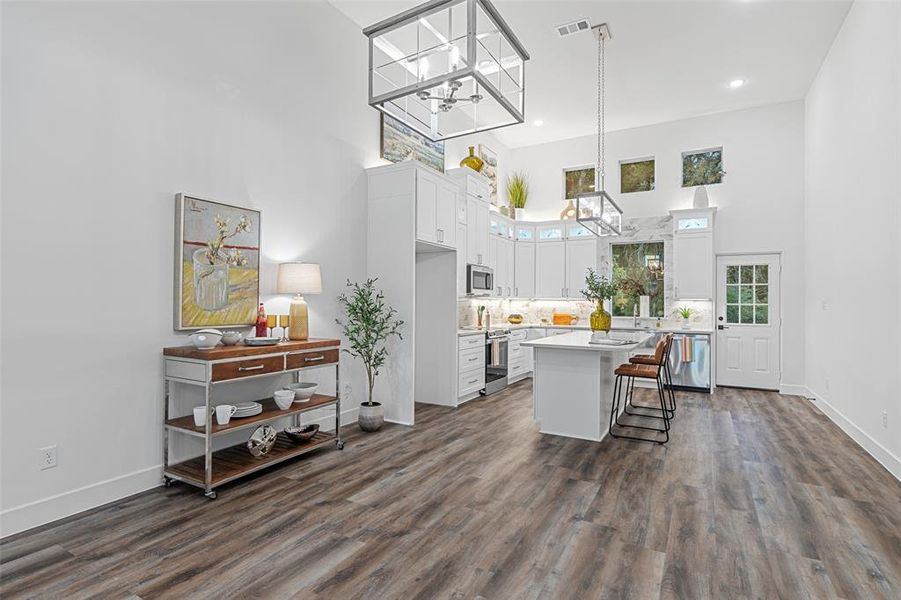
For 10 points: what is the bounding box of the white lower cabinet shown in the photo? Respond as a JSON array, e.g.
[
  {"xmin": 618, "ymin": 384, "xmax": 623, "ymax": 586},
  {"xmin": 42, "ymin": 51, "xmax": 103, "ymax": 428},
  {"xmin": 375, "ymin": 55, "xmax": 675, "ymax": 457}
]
[
  {"xmin": 508, "ymin": 328, "xmax": 534, "ymax": 382},
  {"xmin": 457, "ymin": 334, "xmax": 485, "ymax": 401}
]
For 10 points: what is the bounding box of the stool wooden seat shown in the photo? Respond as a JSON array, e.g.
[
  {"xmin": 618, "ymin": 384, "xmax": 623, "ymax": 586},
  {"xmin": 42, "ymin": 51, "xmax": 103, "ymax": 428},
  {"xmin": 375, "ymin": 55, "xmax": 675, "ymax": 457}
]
[{"xmin": 608, "ymin": 334, "xmax": 673, "ymax": 444}]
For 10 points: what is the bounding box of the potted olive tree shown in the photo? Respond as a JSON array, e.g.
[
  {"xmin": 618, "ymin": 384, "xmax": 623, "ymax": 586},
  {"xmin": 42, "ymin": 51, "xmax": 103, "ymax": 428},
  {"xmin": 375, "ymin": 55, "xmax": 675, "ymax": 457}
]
[
  {"xmin": 336, "ymin": 278, "xmax": 403, "ymax": 432},
  {"xmin": 581, "ymin": 268, "xmax": 618, "ymax": 335}
]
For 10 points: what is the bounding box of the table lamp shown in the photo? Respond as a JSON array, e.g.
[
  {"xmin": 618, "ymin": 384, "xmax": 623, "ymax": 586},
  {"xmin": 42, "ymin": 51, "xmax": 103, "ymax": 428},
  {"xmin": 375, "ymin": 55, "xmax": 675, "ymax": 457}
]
[{"xmin": 277, "ymin": 262, "xmax": 322, "ymax": 340}]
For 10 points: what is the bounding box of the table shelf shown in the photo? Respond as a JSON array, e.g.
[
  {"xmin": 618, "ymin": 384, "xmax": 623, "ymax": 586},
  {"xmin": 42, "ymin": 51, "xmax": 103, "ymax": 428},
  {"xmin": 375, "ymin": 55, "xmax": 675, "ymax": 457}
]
[{"xmin": 165, "ymin": 394, "xmax": 337, "ymax": 438}]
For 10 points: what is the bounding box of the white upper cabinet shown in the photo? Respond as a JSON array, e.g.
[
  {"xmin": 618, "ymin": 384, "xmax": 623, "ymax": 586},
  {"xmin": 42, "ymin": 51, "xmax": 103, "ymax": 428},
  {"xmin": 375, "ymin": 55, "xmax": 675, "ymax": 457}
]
[
  {"xmin": 670, "ymin": 208, "xmax": 716, "ymax": 300},
  {"xmin": 536, "ymin": 241, "xmax": 566, "ymax": 298},
  {"xmin": 537, "ymin": 223, "xmax": 565, "ymax": 242},
  {"xmin": 564, "ymin": 238, "xmax": 596, "ymax": 298},
  {"xmin": 416, "ymin": 168, "xmax": 457, "ymax": 248},
  {"xmin": 514, "ymin": 241, "xmax": 536, "ymax": 298},
  {"xmin": 466, "ymin": 197, "xmax": 490, "ymax": 266},
  {"xmin": 501, "ymin": 238, "xmax": 514, "ymax": 297},
  {"xmin": 447, "ymin": 168, "xmax": 490, "ymax": 204}
]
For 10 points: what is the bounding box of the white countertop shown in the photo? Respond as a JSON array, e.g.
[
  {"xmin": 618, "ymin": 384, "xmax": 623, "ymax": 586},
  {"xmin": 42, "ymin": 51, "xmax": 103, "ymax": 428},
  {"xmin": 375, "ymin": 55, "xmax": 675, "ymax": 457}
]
[
  {"xmin": 458, "ymin": 324, "xmax": 712, "ymax": 336},
  {"xmin": 521, "ymin": 330, "xmax": 652, "ymax": 352}
]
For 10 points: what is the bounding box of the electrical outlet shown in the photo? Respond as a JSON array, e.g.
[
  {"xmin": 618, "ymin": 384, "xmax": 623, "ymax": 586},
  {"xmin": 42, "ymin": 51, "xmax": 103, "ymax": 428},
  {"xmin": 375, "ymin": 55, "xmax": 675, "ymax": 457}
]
[
  {"xmin": 39, "ymin": 445, "xmax": 58, "ymax": 470},
  {"xmin": 883, "ymin": 411, "xmax": 889, "ymax": 428}
]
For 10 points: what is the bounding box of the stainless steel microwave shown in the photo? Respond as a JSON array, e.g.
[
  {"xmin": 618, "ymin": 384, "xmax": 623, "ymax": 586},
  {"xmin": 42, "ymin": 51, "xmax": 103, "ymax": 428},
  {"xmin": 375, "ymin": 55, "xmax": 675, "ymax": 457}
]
[{"xmin": 466, "ymin": 264, "xmax": 494, "ymax": 296}]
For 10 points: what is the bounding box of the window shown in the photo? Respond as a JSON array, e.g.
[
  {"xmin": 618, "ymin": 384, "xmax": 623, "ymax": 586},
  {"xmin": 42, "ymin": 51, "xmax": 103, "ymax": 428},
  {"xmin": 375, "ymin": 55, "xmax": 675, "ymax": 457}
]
[
  {"xmin": 620, "ymin": 158, "xmax": 655, "ymax": 193},
  {"xmin": 677, "ymin": 217, "xmax": 709, "ymax": 231},
  {"xmin": 682, "ymin": 147, "xmax": 724, "ymax": 187},
  {"xmin": 725, "ymin": 264, "xmax": 769, "ymax": 324},
  {"xmin": 563, "ymin": 166, "xmax": 595, "ymax": 200},
  {"xmin": 611, "ymin": 242, "xmax": 665, "ymax": 317}
]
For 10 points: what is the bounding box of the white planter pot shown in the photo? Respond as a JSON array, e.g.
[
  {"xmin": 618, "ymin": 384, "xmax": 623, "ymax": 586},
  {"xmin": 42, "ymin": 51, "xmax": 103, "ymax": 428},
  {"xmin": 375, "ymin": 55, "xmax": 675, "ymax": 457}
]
[
  {"xmin": 682, "ymin": 317, "xmax": 691, "ymax": 329},
  {"xmin": 692, "ymin": 186, "xmax": 709, "ymax": 208},
  {"xmin": 514, "ymin": 208, "xmax": 525, "ymax": 220}
]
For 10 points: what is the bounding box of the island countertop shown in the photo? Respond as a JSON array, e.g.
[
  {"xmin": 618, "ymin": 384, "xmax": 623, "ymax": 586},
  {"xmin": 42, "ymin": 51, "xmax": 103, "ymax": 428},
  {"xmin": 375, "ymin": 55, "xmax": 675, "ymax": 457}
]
[{"xmin": 522, "ymin": 330, "xmax": 652, "ymax": 352}]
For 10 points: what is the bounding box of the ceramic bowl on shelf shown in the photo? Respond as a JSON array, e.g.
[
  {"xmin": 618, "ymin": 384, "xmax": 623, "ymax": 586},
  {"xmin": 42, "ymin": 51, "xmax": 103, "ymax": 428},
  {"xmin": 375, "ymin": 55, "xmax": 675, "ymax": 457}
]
[
  {"xmin": 284, "ymin": 382, "xmax": 318, "ymax": 401},
  {"xmin": 243, "ymin": 336, "xmax": 281, "ymax": 346},
  {"xmin": 284, "ymin": 424, "xmax": 319, "ymax": 442},
  {"xmin": 189, "ymin": 329, "xmax": 222, "ymax": 349},
  {"xmin": 273, "ymin": 390, "xmax": 295, "ymax": 410},
  {"xmin": 221, "ymin": 331, "xmax": 244, "ymax": 346}
]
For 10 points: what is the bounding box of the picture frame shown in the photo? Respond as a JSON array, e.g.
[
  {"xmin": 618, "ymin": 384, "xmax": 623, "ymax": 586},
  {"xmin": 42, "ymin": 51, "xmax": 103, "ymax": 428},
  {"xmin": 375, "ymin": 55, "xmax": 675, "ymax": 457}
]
[
  {"xmin": 174, "ymin": 193, "xmax": 261, "ymax": 330},
  {"xmin": 380, "ymin": 113, "xmax": 445, "ymax": 173}
]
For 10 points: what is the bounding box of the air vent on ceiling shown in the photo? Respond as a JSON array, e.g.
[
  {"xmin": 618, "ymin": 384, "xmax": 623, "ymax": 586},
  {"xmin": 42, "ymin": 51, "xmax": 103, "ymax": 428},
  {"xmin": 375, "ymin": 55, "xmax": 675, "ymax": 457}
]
[{"xmin": 556, "ymin": 18, "xmax": 591, "ymax": 37}]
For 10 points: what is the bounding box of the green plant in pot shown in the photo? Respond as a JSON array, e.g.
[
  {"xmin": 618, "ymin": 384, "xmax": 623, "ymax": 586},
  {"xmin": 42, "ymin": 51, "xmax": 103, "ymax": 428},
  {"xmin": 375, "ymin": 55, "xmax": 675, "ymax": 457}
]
[
  {"xmin": 674, "ymin": 306, "xmax": 694, "ymax": 329},
  {"xmin": 336, "ymin": 278, "xmax": 403, "ymax": 432},
  {"xmin": 506, "ymin": 171, "xmax": 529, "ymax": 220},
  {"xmin": 581, "ymin": 268, "xmax": 618, "ymax": 333}
]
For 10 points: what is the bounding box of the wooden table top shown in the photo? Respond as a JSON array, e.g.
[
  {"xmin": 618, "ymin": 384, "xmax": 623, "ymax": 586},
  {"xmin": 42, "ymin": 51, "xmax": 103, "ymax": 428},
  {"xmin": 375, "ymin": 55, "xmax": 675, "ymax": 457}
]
[{"xmin": 163, "ymin": 338, "xmax": 340, "ymax": 360}]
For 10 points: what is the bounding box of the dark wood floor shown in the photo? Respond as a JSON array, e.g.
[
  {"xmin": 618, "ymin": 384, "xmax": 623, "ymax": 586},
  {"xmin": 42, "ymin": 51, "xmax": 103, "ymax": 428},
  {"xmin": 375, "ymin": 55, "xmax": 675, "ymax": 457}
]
[{"xmin": 2, "ymin": 381, "xmax": 900, "ymax": 599}]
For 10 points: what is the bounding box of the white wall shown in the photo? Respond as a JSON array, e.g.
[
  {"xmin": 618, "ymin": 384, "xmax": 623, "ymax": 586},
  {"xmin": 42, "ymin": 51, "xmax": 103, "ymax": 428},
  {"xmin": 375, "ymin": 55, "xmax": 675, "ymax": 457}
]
[
  {"xmin": 510, "ymin": 102, "xmax": 807, "ymax": 389},
  {"xmin": 0, "ymin": 1, "xmax": 384, "ymax": 536},
  {"xmin": 804, "ymin": 0, "xmax": 901, "ymax": 477}
]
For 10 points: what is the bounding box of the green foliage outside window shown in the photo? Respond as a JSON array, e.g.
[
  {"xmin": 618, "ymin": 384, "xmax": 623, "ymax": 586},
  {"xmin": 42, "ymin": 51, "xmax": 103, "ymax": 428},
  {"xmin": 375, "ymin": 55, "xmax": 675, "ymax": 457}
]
[
  {"xmin": 682, "ymin": 149, "xmax": 725, "ymax": 187},
  {"xmin": 620, "ymin": 159, "xmax": 655, "ymax": 193},
  {"xmin": 564, "ymin": 167, "xmax": 595, "ymax": 199},
  {"xmin": 611, "ymin": 242, "xmax": 664, "ymax": 317}
]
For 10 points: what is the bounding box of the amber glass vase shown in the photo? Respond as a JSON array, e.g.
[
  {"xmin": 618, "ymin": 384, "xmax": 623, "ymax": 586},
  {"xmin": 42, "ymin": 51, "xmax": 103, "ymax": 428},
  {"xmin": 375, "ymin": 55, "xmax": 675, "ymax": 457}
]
[
  {"xmin": 459, "ymin": 146, "xmax": 483, "ymax": 172},
  {"xmin": 590, "ymin": 302, "xmax": 611, "ymax": 333}
]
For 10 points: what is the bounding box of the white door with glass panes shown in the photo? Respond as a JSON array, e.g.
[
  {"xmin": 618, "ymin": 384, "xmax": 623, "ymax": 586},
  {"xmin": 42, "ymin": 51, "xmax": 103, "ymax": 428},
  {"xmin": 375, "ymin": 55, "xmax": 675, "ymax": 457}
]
[{"xmin": 716, "ymin": 254, "xmax": 781, "ymax": 390}]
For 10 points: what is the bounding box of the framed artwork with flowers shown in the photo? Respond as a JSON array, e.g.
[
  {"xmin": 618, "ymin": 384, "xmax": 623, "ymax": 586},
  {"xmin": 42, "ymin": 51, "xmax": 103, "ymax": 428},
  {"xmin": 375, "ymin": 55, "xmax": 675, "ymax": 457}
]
[{"xmin": 174, "ymin": 194, "xmax": 261, "ymax": 330}]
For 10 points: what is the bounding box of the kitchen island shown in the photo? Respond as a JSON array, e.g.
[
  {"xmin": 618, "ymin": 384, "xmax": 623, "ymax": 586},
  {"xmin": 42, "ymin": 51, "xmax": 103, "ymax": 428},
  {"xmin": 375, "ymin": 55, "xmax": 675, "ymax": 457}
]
[{"xmin": 522, "ymin": 330, "xmax": 652, "ymax": 441}]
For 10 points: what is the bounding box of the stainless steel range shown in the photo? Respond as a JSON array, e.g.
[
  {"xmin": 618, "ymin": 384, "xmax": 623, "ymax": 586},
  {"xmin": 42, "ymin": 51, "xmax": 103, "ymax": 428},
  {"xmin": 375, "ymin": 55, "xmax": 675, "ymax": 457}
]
[{"xmin": 483, "ymin": 328, "xmax": 510, "ymax": 395}]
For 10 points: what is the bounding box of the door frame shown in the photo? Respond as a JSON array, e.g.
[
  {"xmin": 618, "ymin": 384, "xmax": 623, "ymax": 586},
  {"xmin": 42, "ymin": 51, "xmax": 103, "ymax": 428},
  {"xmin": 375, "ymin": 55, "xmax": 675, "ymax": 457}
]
[{"xmin": 713, "ymin": 251, "xmax": 783, "ymax": 390}]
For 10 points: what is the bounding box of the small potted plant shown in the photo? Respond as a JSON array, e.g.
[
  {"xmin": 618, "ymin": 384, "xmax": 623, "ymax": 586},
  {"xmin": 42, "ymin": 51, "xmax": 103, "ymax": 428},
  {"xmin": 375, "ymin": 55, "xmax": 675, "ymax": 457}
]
[
  {"xmin": 581, "ymin": 268, "xmax": 618, "ymax": 334},
  {"xmin": 675, "ymin": 306, "xmax": 694, "ymax": 329},
  {"xmin": 506, "ymin": 171, "xmax": 529, "ymax": 220},
  {"xmin": 336, "ymin": 278, "xmax": 403, "ymax": 432}
]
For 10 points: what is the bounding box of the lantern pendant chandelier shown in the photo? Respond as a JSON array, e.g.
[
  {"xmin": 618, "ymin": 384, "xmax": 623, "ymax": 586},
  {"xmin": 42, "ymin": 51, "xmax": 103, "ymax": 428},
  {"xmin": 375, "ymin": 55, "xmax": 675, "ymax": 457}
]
[
  {"xmin": 363, "ymin": 0, "xmax": 529, "ymax": 142},
  {"xmin": 576, "ymin": 23, "xmax": 623, "ymax": 237}
]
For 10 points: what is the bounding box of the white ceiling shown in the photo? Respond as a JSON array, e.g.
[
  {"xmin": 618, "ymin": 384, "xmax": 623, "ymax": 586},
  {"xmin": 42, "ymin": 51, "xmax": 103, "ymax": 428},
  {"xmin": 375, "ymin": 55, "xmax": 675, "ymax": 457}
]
[{"xmin": 333, "ymin": 0, "xmax": 851, "ymax": 148}]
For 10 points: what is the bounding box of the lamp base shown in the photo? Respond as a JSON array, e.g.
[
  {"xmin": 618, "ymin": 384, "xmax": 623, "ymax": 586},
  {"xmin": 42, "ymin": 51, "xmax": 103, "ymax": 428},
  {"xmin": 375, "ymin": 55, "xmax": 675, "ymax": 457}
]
[{"xmin": 288, "ymin": 295, "xmax": 309, "ymax": 340}]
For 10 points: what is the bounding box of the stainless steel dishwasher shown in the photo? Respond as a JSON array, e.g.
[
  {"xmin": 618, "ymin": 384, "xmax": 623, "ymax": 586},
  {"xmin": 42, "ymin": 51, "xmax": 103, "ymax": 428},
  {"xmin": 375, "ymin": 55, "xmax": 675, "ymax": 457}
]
[{"xmin": 667, "ymin": 333, "xmax": 711, "ymax": 392}]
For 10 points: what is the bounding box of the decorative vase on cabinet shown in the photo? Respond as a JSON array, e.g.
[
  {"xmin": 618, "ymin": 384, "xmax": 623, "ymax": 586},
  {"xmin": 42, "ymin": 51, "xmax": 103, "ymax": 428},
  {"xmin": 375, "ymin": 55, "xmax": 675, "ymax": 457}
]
[
  {"xmin": 590, "ymin": 302, "xmax": 611, "ymax": 333},
  {"xmin": 459, "ymin": 146, "xmax": 483, "ymax": 172}
]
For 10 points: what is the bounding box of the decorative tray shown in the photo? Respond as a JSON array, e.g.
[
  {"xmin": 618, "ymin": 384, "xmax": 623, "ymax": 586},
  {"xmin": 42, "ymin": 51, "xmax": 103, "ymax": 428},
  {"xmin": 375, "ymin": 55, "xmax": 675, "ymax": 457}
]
[{"xmin": 243, "ymin": 337, "xmax": 281, "ymax": 346}]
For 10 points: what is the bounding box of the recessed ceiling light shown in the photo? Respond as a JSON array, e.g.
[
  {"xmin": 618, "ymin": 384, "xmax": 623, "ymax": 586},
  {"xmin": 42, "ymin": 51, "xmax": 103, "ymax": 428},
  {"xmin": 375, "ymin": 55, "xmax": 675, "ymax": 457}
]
[
  {"xmin": 728, "ymin": 78, "xmax": 746, "ymax": 89},
  {"xmin": 533, "ymin": 119, "xmax": 544, "ymax": 126}
]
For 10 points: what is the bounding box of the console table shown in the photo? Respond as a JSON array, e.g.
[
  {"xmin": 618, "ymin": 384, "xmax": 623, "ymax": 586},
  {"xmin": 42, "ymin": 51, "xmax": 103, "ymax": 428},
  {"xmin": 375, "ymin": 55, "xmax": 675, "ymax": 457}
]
[{"xmin": 162, "ymin": 338, "xmax": 342, "ymax": 499}]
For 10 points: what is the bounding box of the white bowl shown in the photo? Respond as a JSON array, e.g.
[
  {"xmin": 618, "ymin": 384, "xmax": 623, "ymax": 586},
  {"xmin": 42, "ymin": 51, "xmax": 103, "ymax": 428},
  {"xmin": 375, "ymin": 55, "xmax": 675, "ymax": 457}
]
[
  {"xmin": 221, "ymin": 331, "xmax": 244, "ymax": 346},
  {"xmin": 273, "ymin": 390, "xmax": 295, "ymax": 410},
  {"xmin": 284, "ymin": 382, "xmax": 318, "ymax": 401},
  {"xmin": 189, "ymin": 329, "xmax": 222, "ymax": 349}
]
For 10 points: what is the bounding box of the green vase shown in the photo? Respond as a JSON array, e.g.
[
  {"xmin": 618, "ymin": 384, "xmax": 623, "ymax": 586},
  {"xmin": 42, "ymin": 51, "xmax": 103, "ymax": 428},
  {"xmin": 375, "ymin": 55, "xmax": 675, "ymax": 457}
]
[{"xmin": 590, "ymin": 302, "xmax": 611, "ymax": 332}]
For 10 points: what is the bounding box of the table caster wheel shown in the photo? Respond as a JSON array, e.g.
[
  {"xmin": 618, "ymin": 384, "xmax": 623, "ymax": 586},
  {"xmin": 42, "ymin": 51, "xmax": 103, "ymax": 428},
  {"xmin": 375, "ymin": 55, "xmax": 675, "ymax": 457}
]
[
  {"xmin": 336, "ymin": 440, "xmax": 345, "ymax": 450},
  {"xmin": 205, "ymin": 491, "xmax": 217, "ymax": 500},
  {"xmin": 164, "ymin": 477, "xmax": 173, "ymax": 488}
]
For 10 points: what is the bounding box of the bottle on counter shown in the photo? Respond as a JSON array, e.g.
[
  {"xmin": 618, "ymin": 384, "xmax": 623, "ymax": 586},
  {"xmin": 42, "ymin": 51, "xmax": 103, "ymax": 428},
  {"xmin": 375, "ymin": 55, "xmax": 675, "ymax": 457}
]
[
  {"xmin": 655, "ymin": 317, "xmax": 662, "ymax": 329},
  {"xmin": 255, "ymin": 303, "xmax": 268, "ymax": 338}
]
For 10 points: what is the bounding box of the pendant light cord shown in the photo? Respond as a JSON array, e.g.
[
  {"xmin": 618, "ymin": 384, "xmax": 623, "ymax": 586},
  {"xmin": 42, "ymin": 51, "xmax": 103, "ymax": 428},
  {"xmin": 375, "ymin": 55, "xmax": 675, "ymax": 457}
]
[{"xmin": 597, "ymin": 30, "xmax": 606, "ymax": 192}]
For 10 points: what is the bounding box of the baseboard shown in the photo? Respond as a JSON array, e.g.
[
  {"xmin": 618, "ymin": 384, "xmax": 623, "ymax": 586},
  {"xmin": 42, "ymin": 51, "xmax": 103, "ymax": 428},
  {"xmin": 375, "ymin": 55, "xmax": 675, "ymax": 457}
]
[
  {"xmin": 779, "ymin": 383, "xmax": 811, "ymax": 397},
  {"xmin": 1, "ymin": 407, "xmax": 361, "ymax": 540},
  {"xmin": 0, "ymin": 465, "xmax": 162, "ymax": 539},
  {"xmin": 385, "ymin": 418, "xmax": 414, "ymax": 426},
  {"xmin": 807, "ymin": 387, "xmax": 901, "ymax": 481}
]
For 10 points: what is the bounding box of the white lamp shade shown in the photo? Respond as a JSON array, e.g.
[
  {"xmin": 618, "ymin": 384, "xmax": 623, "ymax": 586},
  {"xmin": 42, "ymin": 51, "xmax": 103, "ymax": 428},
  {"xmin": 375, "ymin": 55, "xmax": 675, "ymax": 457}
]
[{"xmin": 277, "ymin": 263, "xmax": 322, "ymax": 294}]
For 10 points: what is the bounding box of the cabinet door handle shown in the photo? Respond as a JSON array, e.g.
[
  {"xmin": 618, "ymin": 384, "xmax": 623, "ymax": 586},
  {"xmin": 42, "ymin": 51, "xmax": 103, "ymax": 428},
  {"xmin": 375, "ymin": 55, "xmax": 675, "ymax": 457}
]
[
  {"xmin": 238, "ymin": 364, "xmax": 265, "ymax": 372},
  {"xmin": 515, "ymin": 287, "xmax": 518, "ymax": 296},
  {"xmin": 467, "ymin": 356, "xmax": 479, "ymax": 362},
  {"xmin": 467, "ymin": 378, "xmax": 479, "ymax": 385},
  {"xmin": 562, "ymin": 287, "xmax": 565, "ymax": 297},
  {"xmin": 304, "ymin": 355, "xmax": 325, "ymax": 363}
]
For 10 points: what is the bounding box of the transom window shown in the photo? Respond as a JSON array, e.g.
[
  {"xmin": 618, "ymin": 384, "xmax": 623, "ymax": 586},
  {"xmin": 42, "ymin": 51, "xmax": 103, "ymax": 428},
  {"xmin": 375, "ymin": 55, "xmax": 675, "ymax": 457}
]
[{"xmin": 726, "ymin": 264, "xmax": 769, "ymax": 324}]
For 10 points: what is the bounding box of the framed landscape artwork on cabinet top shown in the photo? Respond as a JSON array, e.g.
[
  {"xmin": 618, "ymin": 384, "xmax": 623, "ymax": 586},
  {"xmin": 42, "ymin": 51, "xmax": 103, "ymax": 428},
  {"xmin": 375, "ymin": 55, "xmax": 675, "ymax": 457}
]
[
  {"xmin": 174, "ymin": 194, "xmax": 261, "ymax": 330},
  {"xmin": 380, "ymin": 114, "xmax": 445, "ymax": 173}
]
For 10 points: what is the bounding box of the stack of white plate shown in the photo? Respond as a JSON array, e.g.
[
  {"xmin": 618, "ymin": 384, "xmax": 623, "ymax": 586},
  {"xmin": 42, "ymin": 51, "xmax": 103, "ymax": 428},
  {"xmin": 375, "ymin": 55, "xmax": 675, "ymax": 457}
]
[{"xmin": 233, "ymin": 402, "xmax": 262, "ymax": 418}]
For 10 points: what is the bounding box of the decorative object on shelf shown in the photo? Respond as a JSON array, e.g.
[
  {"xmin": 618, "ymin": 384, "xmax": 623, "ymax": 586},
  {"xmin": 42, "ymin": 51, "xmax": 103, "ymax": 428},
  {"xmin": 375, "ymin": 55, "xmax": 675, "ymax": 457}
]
[
  {"xmin": 247, "ymin": 424, "xmax": 277, "ymax": 457},
  {"xmin": 174, "ymin": 194, "xmax": 260, "ymax": 330},
  {"xmin": 682, "ymin": 147, "xmax": 725, "ymax": 187},
  {"xmin": 189, "ymin": 329, "xmax": 223, "ymax": 349},
  {"xmin": 581, "ymin": 267, "xmax": 618, "ymax": 335},
  {"xmin": 499, "ymin": 205, "xmax": 510, "ymax": 217},
  {"xmin": 364, "ymin": 0, "xmax": 529, "ymax": 142},
  {"xmin": 479, "ymin": 145, "xmax": 498, "ymax": 204},
  {"xmin": 243, "ymin": 336, "xmax": 280, "ymax": 346},
  {"xmin": 507, "ymin": 171, "xmax": 529, "ymax": 220},
  {"xmin": 692, "ymin": 185, "xmax": 710, "ymax": 208},
  {"xmin": 273, "ymin": 390, "xmax": 295, "ymax": 410},
  {"xmin": 193, "ymin": 406, "xmax": 213, "ymax": 427},
  {"xmin": 477, "ymin": 305, "xmax": 486, "ymax": 328},
  {"xmin": 284, "ymin": 382, "xmax": 318, "ymax": 402},
  {"xmin": 278, "ymin": 315, "xmax": 291, "ymax": 342},
  {"xmin": 277, "ymin": 262, "xmax": 322, "ymax": 341},
  {"xmin": 380, "ymin": 114, "xmax": 445, "ymax": 173},
  {"xmin": 675, "ymin": 306, "xmax": 694, "ymax": 329},
  {"xmin": 336, "ymin": 278, "xmax": 404, "ymax": 432},
  {"xmin": 233, "ymin": 402, "xmax": 263, "ymax": 418},
  {"xmin": 255, "ymin": 303, "xmax": 268, "ymax": 338},
  {"xmin": 507, "ymin": 313, "xmax": 524, "ymax": 324},
  {"xmin": 560, "ymin": 199, "xmax": 577, "ymax": 220},
  {"xmin": 266, "ymin": 313, "xmax": 278, "ymax": 337},
  {"xmin": 285, "ymin": 424, "xmax": 320, "ymax": 442},
  {"xmin": 215, "ymin": 404, "xmax": 237, "ymax": 426},
  {"xmin": 459, "ymin": 146, "xmax": 483, "ymax": 172},
  {"xmin": 552, "ymin": 312, "xmax": 575, "ymax": 326},
  {"xmin": 574, "ymin": 24, "xmax": 623, "ymax": 237},
  {"xmin": 221, "ymin": 331, "xmax": 244, "ymax": 346}
]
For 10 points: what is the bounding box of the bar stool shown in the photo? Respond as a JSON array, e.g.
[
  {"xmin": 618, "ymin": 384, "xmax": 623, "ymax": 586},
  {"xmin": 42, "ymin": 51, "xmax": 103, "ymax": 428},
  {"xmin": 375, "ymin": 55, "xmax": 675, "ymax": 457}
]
[
  {"xmin": 608, "ymin": 336, "xmax": 671, "ymax": 444},
  {"xmin": 625, "ymin": 333, "xmax": 676, "ymax": 418}
]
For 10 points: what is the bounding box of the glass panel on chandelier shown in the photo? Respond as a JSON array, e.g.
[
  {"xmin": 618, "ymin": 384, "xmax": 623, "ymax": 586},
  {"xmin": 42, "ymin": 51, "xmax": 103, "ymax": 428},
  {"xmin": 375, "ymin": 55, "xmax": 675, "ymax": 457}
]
[{"xmin": 474, "ymin": 3, "xmax": 524, "ymax": 116}]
